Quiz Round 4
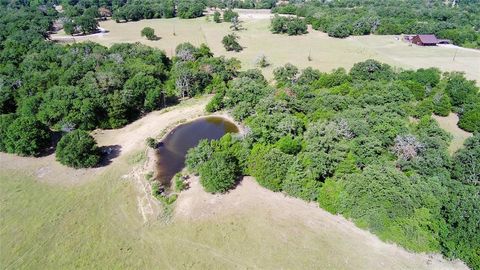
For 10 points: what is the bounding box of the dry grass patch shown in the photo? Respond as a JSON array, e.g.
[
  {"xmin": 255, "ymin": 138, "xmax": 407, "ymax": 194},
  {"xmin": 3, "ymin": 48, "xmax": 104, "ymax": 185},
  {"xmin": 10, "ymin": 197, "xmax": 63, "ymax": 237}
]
[{"xmin": 433, "ymin": 113, "xmax": 473, "ymax": 154}]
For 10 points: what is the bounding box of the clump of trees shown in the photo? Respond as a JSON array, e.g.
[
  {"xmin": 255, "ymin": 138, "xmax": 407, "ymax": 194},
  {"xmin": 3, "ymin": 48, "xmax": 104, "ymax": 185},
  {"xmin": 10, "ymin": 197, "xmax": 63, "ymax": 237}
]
[
  {"xmin": 55, "ymin": 130, "xmax": 101, "ymax": 168},
  {"xmin": 273, "ymin": 0, "xmax": 480, "ymax": 48},
  {"xmin": 270, "ymin": 15, "xmax": 307, "ymax": 36},
  {"xmin": 141, "ymin": 27, "xmax": 158, "ymax": 40},
  {"xmin": 192, "ymin": 59, "xmax": 480, "ymax": 268},
  {"xmin": 222, "ymin": 33, "xmax": 242, "ymax": 52}
]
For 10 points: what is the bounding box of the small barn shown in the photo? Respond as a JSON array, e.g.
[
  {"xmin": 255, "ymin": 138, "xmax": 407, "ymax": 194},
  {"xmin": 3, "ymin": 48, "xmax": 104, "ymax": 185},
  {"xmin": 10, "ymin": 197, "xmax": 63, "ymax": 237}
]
[{"xmin": 411, "ymin": 34, "xmax": 439, "ymax": 46}]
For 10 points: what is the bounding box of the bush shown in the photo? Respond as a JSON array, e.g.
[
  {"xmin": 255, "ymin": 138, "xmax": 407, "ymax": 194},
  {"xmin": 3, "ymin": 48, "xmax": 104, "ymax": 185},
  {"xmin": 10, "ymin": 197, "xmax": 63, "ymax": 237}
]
[
  {"xmin": 318, "ymin": 178, "xmax": 343, "ymax": 214},
  {"xmin": 3, "ymin": 116, "xmax": 51, "ymax": 156},
  {"xmin": 223, "ymin": 9, "xmax": 238, "ymax": 22},
  {"xmin": 141, "ymin": 27, "xmax": 157, "ymax": 40},
  {"xmin": 198, "ymin": 152, "xmax": 238, "ymax": 193},
  {"xmin": 55, "ymin": 130, "xmax": 100, "ymax": 168},
  {"xmin": 458, "ymin": 106, "xmax": 480, "ymax": 133},
  {"xmin": 222, "ymin": 33, "xmax": 242, "ymax": 52},
  {"xmin": 174, "ymin": 173, "xmax": 187, "ymax": 192},
  {"xmin": 213, "ymin": 11, "xmax": 221, "ymax": 23},
  {"xmin": 452, "ymin": 134, "xmax": 479, "ymax": 185},
  {"xmin": 146, "ymin": 137, "xmax": 157, "ymax": 148},
  {"xmin": 349, "ymin": 59, "xmax": 394, "ymax": 81},
  {"xmin": 255, "ymin": 54, "xmax": 270, "ymax": 68},
  {"xmin": 0, "ymin": 114, "xmax": 16, "ymax": 152},
  {"xmin": 248, "ymin": 145, "xmax": 294, "ymax": 191}
]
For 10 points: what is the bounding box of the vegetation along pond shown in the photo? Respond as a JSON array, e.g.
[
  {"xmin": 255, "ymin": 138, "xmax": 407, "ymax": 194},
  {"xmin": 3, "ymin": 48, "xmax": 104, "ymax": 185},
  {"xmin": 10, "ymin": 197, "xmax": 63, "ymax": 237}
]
[{"xmin": 156, "ymin": 116, "xmax": 239, "ymax": 187}]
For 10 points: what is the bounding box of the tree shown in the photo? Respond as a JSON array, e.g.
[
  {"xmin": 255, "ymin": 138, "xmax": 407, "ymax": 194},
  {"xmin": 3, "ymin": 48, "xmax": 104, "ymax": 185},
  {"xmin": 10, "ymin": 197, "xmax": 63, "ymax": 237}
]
[
  {"xmin": 0, "ymin": 114, "xmax": 16, "ymax": 152},
  {"xmin": 222, "ymin": 33, "xmax": 242, "ymax": 52},
  {"xmin": 3, "ymin": 116, "xmax": 51, "ymax": 156},
  {"xmin": 76, "ymin": 14, "xmax": 99, "ymax": 34},
  {"xmin": 349, "ymin": 59, "xmax": 394, "ymax": 81},
  {"xmin": 141, "ymin": 27, "xmax": 157, "ymax": 40},
  {"xmin": 248, "ymin": 145, "xmax": 294, "ymax": 191},
  {"xmin": 273, "ymin": 63, "xmax": 298, "ymax": 86},
  {"xmin": 198, "ymin": 152, "xmax": 238, "ymax": 193},
  {"xmin": 452, "ymin": 134, "xmax": 479, "ymax": 185},
  {"xmin": 55, "ymin": 130, "xmax": 101, "ymax": 168},
  {"xmin": 213, "ymin": 11, "xmax": 221, "ymax": 23}
]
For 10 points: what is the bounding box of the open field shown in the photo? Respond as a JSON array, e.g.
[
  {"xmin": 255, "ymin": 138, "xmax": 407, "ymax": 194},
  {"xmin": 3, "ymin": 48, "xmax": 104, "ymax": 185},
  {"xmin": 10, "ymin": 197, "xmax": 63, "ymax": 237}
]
[
  {"xmin": 52, "ymin": 12, "xmax": 480, "ymax": 82},
  {"xmin": 0, "ymin": 98, "xmax": 468, "ymax": 269}
]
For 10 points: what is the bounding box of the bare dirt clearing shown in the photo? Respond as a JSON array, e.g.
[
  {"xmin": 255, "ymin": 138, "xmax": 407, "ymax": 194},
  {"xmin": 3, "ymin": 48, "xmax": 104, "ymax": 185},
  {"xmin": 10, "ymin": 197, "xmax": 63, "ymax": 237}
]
[{"xmin": 51, "ymin": 12, "xmax": 480, "ymax": 83}]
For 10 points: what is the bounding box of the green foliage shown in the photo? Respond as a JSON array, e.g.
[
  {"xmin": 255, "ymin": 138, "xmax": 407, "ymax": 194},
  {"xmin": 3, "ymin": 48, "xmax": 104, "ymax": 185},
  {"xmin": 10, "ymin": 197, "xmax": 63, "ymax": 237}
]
[
  {"xmin": 174, "ymin": 173, "xmax": 187, "ymax": 192},
  {"xmin": 273, "ymin": 63, "xmax": 298, "ymax": 86},
  {"xmin": 275, "ymin": 136, "xmax": 302, "ymax": 155},
  {"xmin": 213, "ymin": 11, "xmax": 221, "ymax": 23},
  {"xmin": 222, "ymin": 33, "xmax": 242, "ymax": 52},
  {"xmin": 199, "ymin": 152, "xmax": 238, "ymax": 193},
  {"xmin": 318, "ymin": 178, "xmax": 343, "ymax": 214},
  {"xmin": 146, "ymin": 137, "xmax": 157, "ymax": 148},
  {"xmin": 270, "ymin": 15, "xmax": 307, "ymax": 35},
  {"xmin": 275, "ymin": 0, "xmax": 480, "ymax": 47},
  {"xmin": 458, "ymin": 105, "xmax": 480, "ymax": 133},
  {"xmin": 432, "ymin": 92, "xmax": 452, "ymax": 116},
  {"xmin": 223, "ymin": 9, "xmax": 238, "ymax": 22},
  {"xmin": 349, "ymin": 59, "xmax": 394, "ymax": 81},
  {"xmin": 55, "ymin": 130, "xmax": 100, "ymax": 168},
  {"xmin": 248, "ymin": 145, "xmax": 294, "ymax": 191},
  {"xmin": 3, "ymin": 116, "xmax": 51, "ymax": 157},
  {"xmin": 177, "ymin": 0, "xmax": 206, "ymax": 19},
  {"xmin": 141, "ymin": 27, "xmax": 157, "ymax": 40},
  {"xmin": 0, "ymin": 114, "xmax": 16, "ymax": 152},
  {"xmin": 452, "ymin": 134, "xmax": 479, "ymax": 185}
]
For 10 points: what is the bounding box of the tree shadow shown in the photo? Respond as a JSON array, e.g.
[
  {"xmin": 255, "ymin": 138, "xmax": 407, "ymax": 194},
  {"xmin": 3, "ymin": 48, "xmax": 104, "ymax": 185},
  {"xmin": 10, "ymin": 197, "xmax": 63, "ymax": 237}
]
[
  {"xmin": 38, "ymin": 131, "xmax": 63, "ymax": 157},
  {"xmin": 97, "ymin": 145, "xmax": 122, "ymax": 167}
]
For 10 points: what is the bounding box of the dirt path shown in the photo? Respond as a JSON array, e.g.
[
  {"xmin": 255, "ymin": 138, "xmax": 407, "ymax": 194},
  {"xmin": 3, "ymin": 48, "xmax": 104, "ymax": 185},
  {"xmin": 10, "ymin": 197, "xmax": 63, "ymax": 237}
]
[{"xmin": 174, "ymin": 176, "xmax": 469, "ymax": 270}]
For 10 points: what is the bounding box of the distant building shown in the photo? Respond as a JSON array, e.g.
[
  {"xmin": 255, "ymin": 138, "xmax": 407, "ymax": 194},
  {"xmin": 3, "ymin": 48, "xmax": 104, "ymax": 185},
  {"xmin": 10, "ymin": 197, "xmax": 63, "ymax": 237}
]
[
  {"xmin": 412, "ymin": 34, "xmax": 439, "ymax": 46},
  {"xmin": 407, "ymin": 34, "xmax": 452, "ymax": 46}
]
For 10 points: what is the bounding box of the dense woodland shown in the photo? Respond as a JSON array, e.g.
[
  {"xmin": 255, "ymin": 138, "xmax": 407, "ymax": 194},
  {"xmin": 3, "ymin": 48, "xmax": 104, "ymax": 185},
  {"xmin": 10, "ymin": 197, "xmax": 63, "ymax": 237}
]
[
  {"xmin": 274, "ymin": 0, "xmax": 480, "ymax": 47},
  {"xmin": 1, "ymin": 1, "xmax": 479, "ymax": 269},
  {"xmin": 189, "ymin": 61, "xmax": 479, "ymax": 268},
  {"xmin": 0, "ymin": 4, "xmax": 240, "ymax": 160}
]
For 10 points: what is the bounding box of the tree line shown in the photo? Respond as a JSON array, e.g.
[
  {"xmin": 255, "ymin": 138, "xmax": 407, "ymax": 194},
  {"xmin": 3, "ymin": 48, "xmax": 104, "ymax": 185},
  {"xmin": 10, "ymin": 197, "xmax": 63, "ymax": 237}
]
[
  {"xmin": 188, "ymin": 60, "xmax": 479, "ymax": 268},
  {"xmin": 273, "ymin": 0, "xmax": 480, "ymax": 48}
]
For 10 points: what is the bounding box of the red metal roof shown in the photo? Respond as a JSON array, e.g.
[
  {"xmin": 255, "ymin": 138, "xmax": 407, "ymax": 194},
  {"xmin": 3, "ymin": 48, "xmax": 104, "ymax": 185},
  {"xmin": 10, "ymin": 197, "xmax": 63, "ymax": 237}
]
[{"xmin": 416, "ymin": 35, "xmax": 439, "ymax": 44}]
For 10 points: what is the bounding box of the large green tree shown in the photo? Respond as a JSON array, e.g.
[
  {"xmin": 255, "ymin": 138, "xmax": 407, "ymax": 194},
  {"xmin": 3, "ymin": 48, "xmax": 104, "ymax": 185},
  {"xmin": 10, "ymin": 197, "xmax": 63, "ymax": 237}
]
[{"xmin": 55, "ymin": 130, "xmax": 101, "ymax": 168}]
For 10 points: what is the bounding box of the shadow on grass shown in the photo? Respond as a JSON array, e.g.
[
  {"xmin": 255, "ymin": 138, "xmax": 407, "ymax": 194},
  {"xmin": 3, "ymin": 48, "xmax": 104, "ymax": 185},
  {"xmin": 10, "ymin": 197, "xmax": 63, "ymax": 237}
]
[{"xmin": 97, "ymin": 145, "xmax": 122, "ymax": 167}]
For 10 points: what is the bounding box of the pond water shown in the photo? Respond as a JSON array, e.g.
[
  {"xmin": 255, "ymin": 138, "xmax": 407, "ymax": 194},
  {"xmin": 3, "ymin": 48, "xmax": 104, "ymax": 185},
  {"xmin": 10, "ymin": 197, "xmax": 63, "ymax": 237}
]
[{"xmin": 156, "ymin": 116, "xmax": 239, "ymax": 187}]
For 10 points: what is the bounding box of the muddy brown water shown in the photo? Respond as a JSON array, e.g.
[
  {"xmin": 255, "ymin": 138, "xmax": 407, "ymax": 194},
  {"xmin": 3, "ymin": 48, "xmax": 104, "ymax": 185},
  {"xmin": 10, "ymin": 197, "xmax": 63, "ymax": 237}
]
[{"xmin": 156, "ymin": 116, "xmax": 239, "ymax": 187}]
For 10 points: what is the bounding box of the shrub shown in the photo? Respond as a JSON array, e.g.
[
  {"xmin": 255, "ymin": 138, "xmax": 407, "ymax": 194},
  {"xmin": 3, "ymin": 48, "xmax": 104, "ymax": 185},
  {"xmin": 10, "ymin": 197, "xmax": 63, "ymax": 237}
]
[
  {"xmin": 458, "ymin": 106, "xmax": 480, "ymax": 133},
  {"xmin": 198, "ymin": 152, "xmax": 238, "ymax": 193},
  {"xmin": 174, "ymin": 173, "xmax": 187, "ymax": 191},
  {"xmin": 0, "ymin": 114, "xmax": 16, "ymax": 152},
  {"xmin": 222, "ymin": 33, "xmax": 242, "ymax": 52},
  {"xmin": 146, "ymin": 137, "xmax": 157, "ymax": 148},
  {"xmin": 255, "ymin": 54, "xmax": 270, "ymax": 68},
  {"xmin": 248, "ymin": 145, "xmax": 294, "ymax": 191},
  {"xmin": 141, "ymin": 27, "xmax": 157, "ymax": 40},
  {"xmin": 349, "ymin": 59, "xmax": 394, "ymax": 81},
  {"xmin": 4, "ymin": 116, "xmax": 51, "ymax": 156},
  {"xmin": 213, "ymin": 11, "xmax": 221, "ymax": 23},
  {"xmin": 318, "ymin": 178, "xmax": 343, "ymax": 214},
  {"xmin": 452, "ymin": 134, "xmax": 479, "ymax": 185},
  {"xmin": 55, "ymin": 130, "xmax": 101, "ymax": 168},
  {"xmin": 223, "ymin": 9, "xmax": 238, "ymax": 22}
]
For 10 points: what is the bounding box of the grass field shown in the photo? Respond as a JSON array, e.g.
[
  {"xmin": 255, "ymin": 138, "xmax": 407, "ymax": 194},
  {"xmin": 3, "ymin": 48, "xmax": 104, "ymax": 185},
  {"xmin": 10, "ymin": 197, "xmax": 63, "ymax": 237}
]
[
  {"xmin": 52, "ymin": 14, "xmax": 480, "ymax": 82},
  {"xmin": 0, "ymin": 99, "xmax": 468, "ymax": 270}
]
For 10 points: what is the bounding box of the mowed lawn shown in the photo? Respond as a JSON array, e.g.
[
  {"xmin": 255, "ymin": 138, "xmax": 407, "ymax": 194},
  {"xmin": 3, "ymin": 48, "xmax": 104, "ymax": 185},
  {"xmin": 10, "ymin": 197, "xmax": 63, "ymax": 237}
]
[{"xmin": 54, "ymin": 16, "xmax": 480, "ymax": 82}]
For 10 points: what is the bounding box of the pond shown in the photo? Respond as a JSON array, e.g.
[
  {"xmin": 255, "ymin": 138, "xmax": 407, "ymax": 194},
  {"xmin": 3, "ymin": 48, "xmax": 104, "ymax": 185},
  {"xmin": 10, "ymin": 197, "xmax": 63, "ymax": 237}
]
[{"xmin": 155, "ymin": 116, "xmax": 239, "ymax": 187}]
